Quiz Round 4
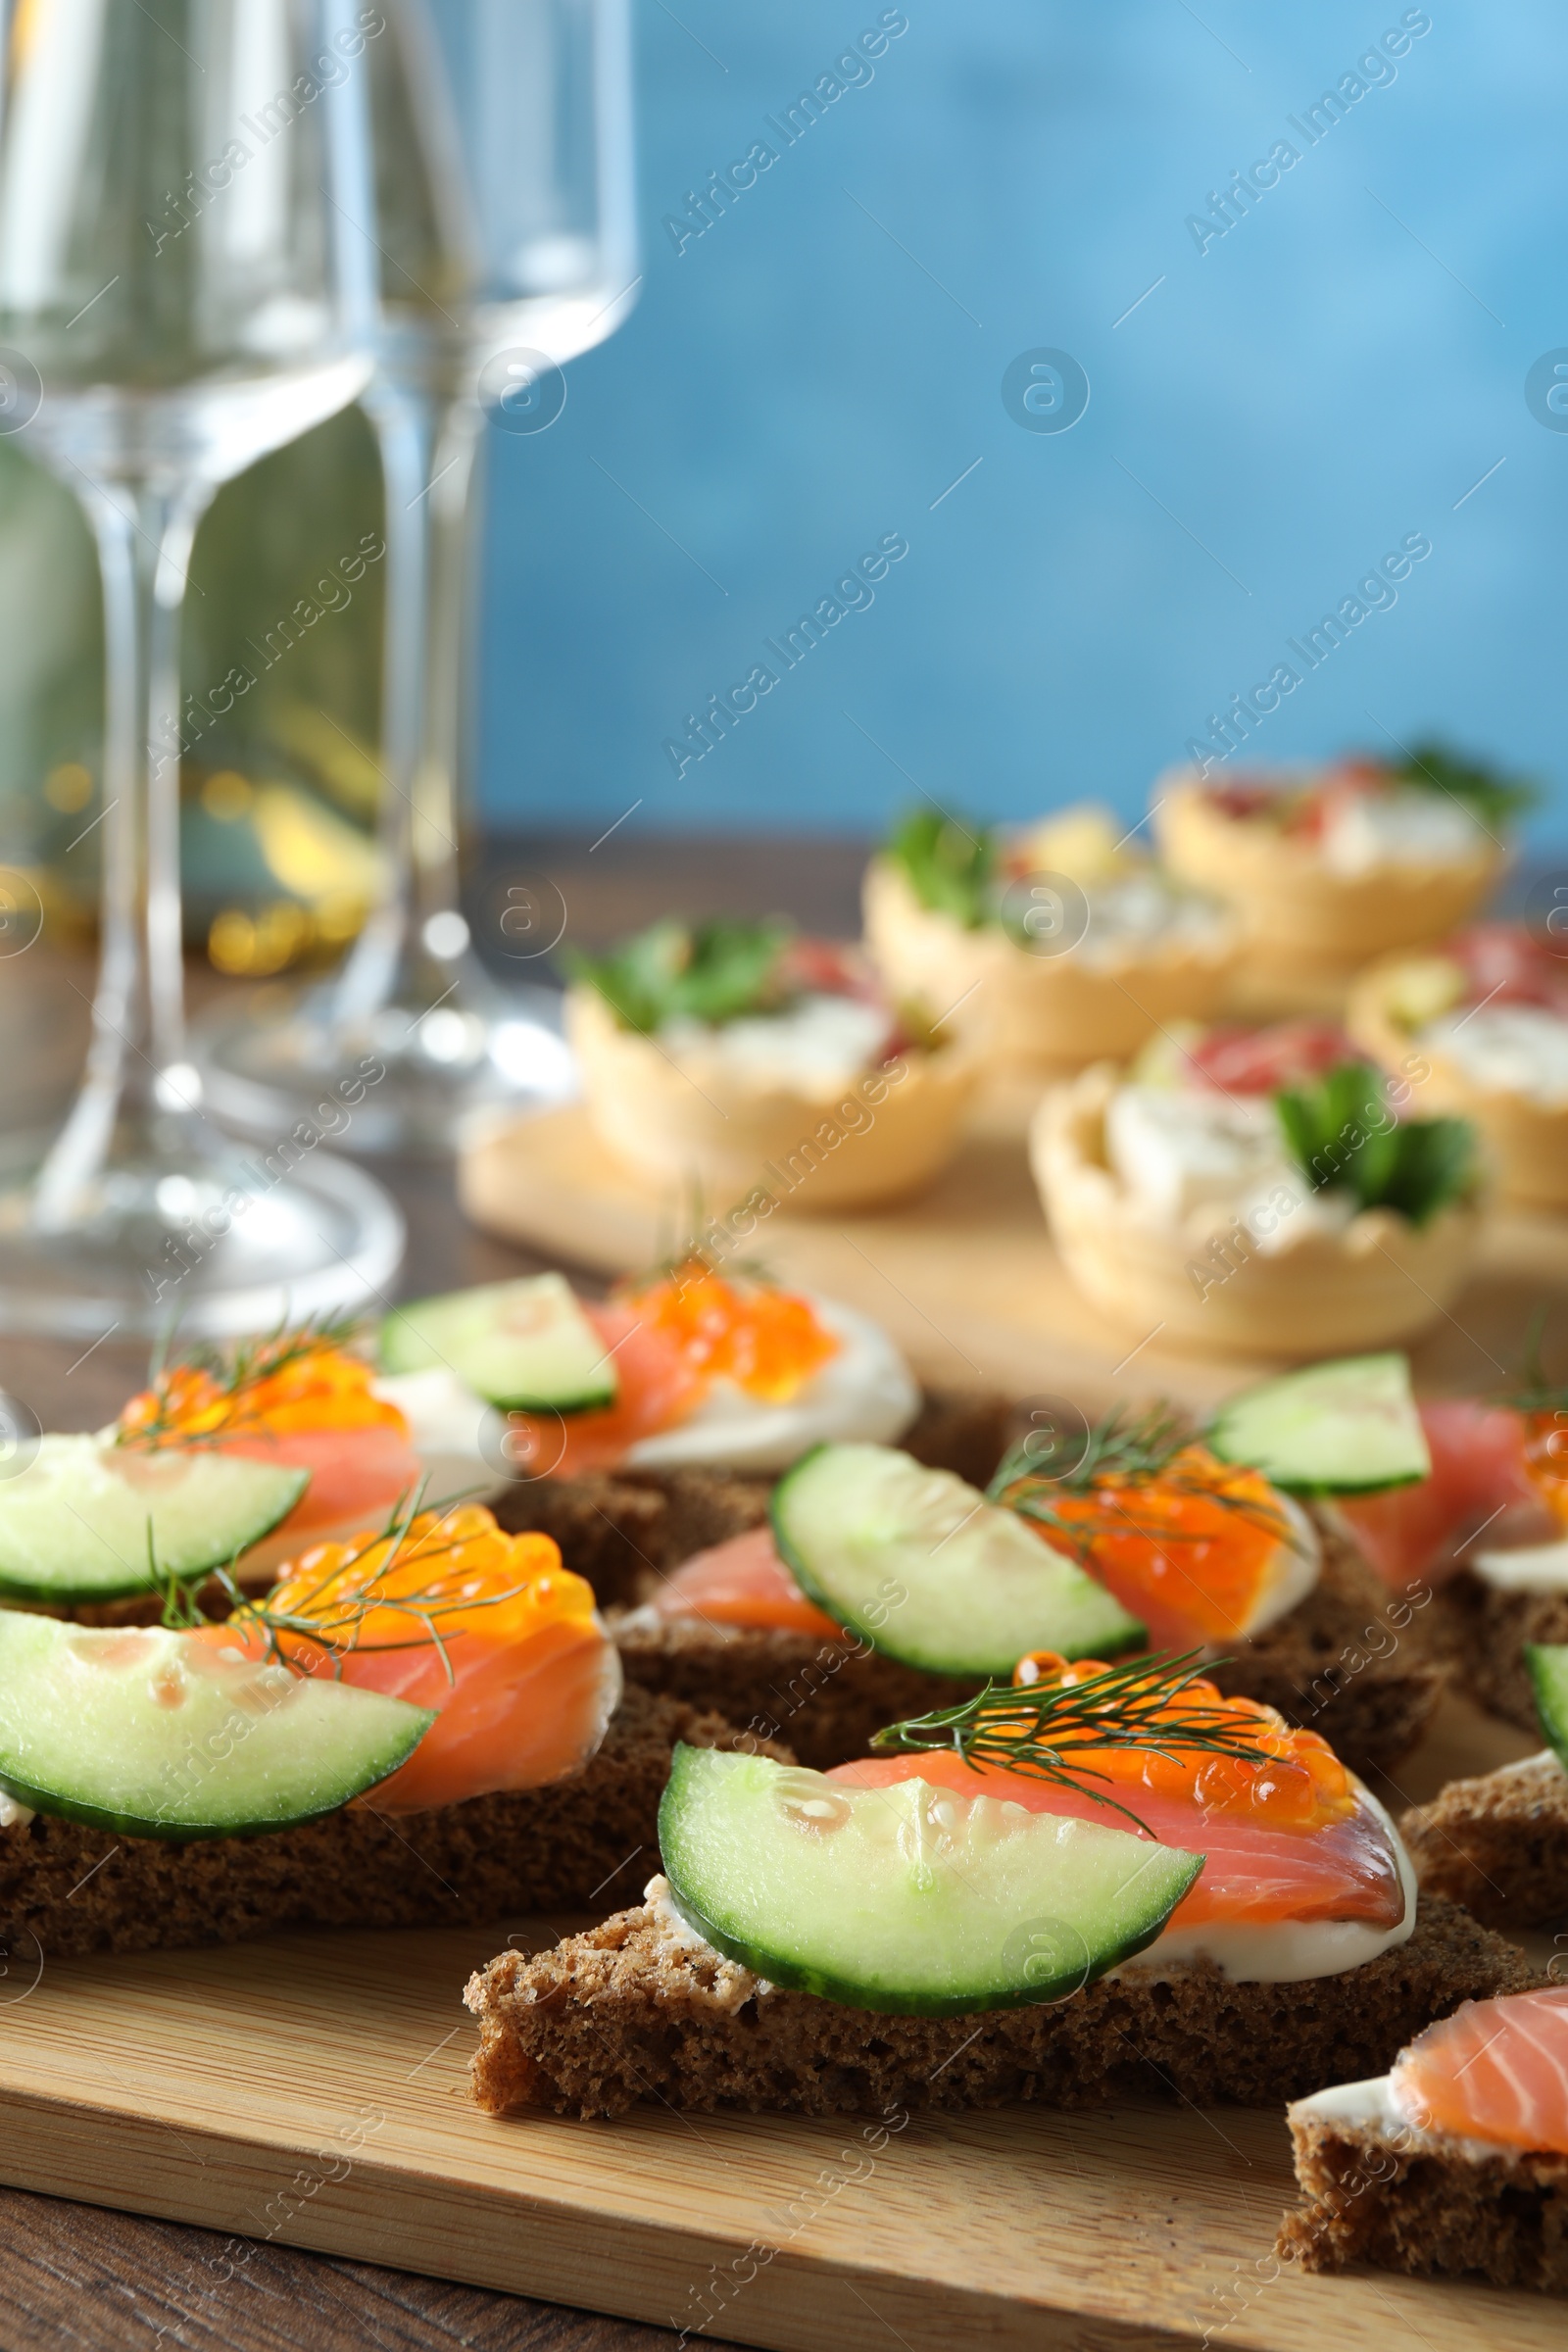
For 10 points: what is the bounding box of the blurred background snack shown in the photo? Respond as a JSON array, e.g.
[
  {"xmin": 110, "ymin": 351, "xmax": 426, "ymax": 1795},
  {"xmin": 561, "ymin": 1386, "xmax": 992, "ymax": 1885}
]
[
  {"xmin": 1155, "ymin": 744, "xmax": 1531, "ymax": 1018},
  {"xmin": 862, "ymin": 802, "xmax": 1239, "ymax": 1079},
  {"xmin": 1030, "ymin": 1018, "xmax": 1482, "ymax": 1353},
  {"xmin": 564, "ymin": 917, "xmax": 974, "ymax": 1208},
  {"xmin": 1348, "ymin": 921, "xmax": 1568, "ymax": 1213}
]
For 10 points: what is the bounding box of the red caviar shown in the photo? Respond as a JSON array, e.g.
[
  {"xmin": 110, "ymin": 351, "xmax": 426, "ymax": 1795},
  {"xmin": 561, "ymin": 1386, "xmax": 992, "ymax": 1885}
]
[
  {"xmin": 120, "ymin": 1341, "xmax": 405, "ymax": 1446},
  {"xmin": 510, "ymin": 1262, "xmax": 840, "ymax": 1479},
  {"xmin": 1032, "ymin": 1444, "xmax": 1294, "ymax": 1645},
  {"xmin": 1008, "ymin": 1650, "xmax": 1355, "ymax": 1834},
  {"xmin": 217, "ymin": 1504, "xmax": 613, "ymax": 1811}
]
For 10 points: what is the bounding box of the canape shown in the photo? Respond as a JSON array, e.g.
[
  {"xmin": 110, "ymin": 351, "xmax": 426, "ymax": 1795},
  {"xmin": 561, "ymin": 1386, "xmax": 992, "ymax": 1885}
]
[
  {"xmin": 610, "ymin": 1355, "xmax": 1447, "ymax": 1779},
  {"xmin": 1030, "ymin": 1020, "xmax": 1482, "ymax": 1353},
  {"xmin": 1279, "ymin": 1986, "xmax": 1568, "ymax": 2291},
  {"xmin": 861, "ymin": 803, "xmax": 1240, "ymax": 1073},
  {"xmin": 0, "ymin": 1499, "xmax": 778, "ymax": 1958},
  {"xmin": 1154, "ymin": 742, "xmax": 1528, "ymax": 1013},
  {"xmin": 1400, "ymin": 1644, "xmax": 1568, "ymax": 1929},
  {"xmin": 0, "ymin": 1320, "xmax": 507, "ymax": 1616},
  {"xmin": 564, "ymin": 918, "xmax": 974, "ymax": 1208},
  {"xmin": 465, "ymin": 1656, "xmax": 1530, "ymax": 2121},
  {"xmin": 1348, "ymin": 921, "xmax": 1568, "ymax": 1212}
]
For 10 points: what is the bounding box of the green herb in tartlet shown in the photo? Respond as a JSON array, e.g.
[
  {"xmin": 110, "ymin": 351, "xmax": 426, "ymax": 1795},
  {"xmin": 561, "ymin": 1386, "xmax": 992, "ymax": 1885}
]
[
  {"xmin": 1384, "ymin": 738, "xmax": 1539, "ymax": 829},
  {"xmin": 564, "ymin": 917, "xmax": 792, "ymax": 1035},
  {"xmin": 884, "ymin": 808, "xmax": 996, "ymax": 928},
  {"xmin": 1273, "ymin": 1060, "xmax": 1476, "ymax": 1228}
]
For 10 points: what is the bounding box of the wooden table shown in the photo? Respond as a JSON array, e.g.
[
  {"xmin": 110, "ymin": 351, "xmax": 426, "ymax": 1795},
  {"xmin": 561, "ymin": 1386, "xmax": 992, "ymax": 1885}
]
[{"xmin": 0, "ymin": 836, "xmax": 876, "ymax": 2352}]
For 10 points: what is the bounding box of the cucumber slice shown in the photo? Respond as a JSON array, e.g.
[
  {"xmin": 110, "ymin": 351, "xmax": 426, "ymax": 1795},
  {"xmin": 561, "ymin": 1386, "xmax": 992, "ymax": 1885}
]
[
  {"xmin": 1208, "ymin": 1354, "xmax": 1430, "ymax": 1495},
  {"xmin": 0, "ymin": 1613, "xmax": 432, "ymax": 1840},
  {"xmin": 1527, "ymin": 1644, "xmax": 1568, "ymax": 1766},
  {"xmin": 658, "ymin": 1744, "xmax": 1200, "ymax": 2016},
  {"xmin": 378, "ymin": 1274, "xmax": 615, "ymax": 1413},
  {"xmin": 772, "ymin": 1444, "xmax": 1144, "ymax": 1677},
  {"xmin": 0, "ymin": 1436, "xmax": 309, "ymax": 1605}
]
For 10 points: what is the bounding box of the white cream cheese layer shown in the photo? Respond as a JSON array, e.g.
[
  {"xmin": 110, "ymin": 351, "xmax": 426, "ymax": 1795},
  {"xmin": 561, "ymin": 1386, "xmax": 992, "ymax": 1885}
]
[
  {"xmin": 1288, "ymin": 2070, "xmax": 1515, "ymax": 2161},
  {"xmin": 370, "ymin": 1366, "xmax": 509, "ymax": 1506},
  {"xmin": 1420, "ymin": 1003, "xmax": 1568, "ymax": 1108},
  {"xmin": 1472, "ymin": 1536, "xmax": 1568, "ymax": 1594},
  {"xmin": 623, "ymin": 1298, "xmax": 919, "ymax": 1474},
  {"xmin": 659, "ymin": 994, "xmax": 895, "ymax": 1096},
  {"xmin": 0, "ymin": 1788, "xmax": 34, "ymax": 1831},
  {"xmin": 1103, "ymin": 1084, "xmax": 1354, "ymax": 1250},
  {"xmin": 1075, "ymin": 875, "xmax": 1231, "ymax": 970},
  {"xmin": 1239, "ymin": 1492, "xmax": 1322, "ymax": 1637},
  {"xmin": 1319, "ymin": 787, "xmax": 1487, "ymax": 876}
]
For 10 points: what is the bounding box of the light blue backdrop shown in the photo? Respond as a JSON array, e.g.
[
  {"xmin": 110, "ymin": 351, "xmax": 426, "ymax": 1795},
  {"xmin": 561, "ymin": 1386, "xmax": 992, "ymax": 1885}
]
[{"xmin": 476, "ymin": 0, "xmax": 1568, "ymax": 844}]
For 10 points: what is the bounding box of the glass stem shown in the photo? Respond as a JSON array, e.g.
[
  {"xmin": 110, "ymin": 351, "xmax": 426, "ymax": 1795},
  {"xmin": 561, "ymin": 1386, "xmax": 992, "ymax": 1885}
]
[
  {"xmin": 331, "ymin": 383, "xmax": 481, "ymax": 1028},
  {"xmin": 32, "ymin": 479, "xmax": 209, "ymax": 1231}
]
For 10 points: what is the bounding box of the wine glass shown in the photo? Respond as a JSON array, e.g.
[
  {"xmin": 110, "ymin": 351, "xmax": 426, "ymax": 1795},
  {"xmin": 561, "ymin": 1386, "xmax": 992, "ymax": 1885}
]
[
  {"xmin": 196, "ymin": 0, "xmax": 637, "ymax": 1155},
  {"xmin": 0, "ymin": 0, "xmax": 406, "ymax": 1337}
]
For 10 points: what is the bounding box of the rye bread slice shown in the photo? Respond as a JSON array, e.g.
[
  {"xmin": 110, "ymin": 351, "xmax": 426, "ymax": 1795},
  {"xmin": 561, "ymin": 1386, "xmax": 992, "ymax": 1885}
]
[
  {"xmin": 1400, "ymin": 1750, "xmax": 1568, "ymax": 1929},
  {"xmin": 465, "ymin": 1892, "xmax": 1535, "ymax": 2122},
  {"xmin": 1427, "ymin": 1567, "xmax": 1567, "ymax": 1738},
  {"xmin": 0, "ymin": 1687, "xmax": 786, "ymax": 1962},
  {"xmin": 1277, "ymin": 2106, "xmax": 1568, "ymax": 2290},
  {"xmin": 491, "ymin": 1389, "xmax": 1015, "ymax": 1609},
  {"xmin": 611, "ymin": 1506, "xmax": 1445, "ymax": 1778}
]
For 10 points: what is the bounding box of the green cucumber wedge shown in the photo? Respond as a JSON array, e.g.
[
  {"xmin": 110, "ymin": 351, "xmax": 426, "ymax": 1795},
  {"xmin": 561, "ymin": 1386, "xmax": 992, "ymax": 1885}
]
[
  {"xmin": 0, "ymin": 1613, "xmax": 433, "ymax": 1839},
  {"xmin": 658, "ymin": 1744, "xmax": 1201, "ymax": 2016},
  {"xmin": 1208, "ymin": 1354, "xmax": 1430, "ymax": 1495},
  {"xmin": 378, "ymin": 1273, "xmax": 615, "ymax": 1413},
  {"xmin": 1527, "ymin": 1644, "xmax": 1568, "ymax": 1767},
  {"xmin": 0, "ymin": 1436, "xmax": 308, "ymax": 1604},
  {"xmin": 771, "ymin": 1444, "xmax": 1144, "ymax": 1677}
]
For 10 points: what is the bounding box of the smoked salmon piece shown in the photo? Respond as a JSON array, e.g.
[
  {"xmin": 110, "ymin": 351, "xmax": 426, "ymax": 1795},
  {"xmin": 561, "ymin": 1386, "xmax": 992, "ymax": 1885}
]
[
  {"xmin": 1391, "ymin": 1987, "xmax": 1568, "ymax": 2154},
  {"xmin": 1335, "ymin": 1398, "xmax": 1555, "ymax": 1588},
  {"xmin": 219, "ymin": 1504, "xmax": 619, "ymax": 1813},
  {"xmin": 653, "ymin": 1524, "xmax": 842, "ymax": 1639}
]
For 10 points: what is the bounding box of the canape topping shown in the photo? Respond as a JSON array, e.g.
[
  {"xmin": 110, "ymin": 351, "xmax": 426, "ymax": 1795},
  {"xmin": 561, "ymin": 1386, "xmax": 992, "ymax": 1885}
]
[
  {"xmin": 622, "ymin": 1261, "xmax": 840, "ymax": 1404},
  {"xmin": 120, "ymin": 1328, "xmax": 405, "ymax": 1448},
  {"xmin": 873, "ymin": 1650, "xmax": 1354, "ymax": 1837},
  {"xmin": 990, "ymin": 1412, "xmax": 1309, "ymax": 1644},
  {"xmin": 1389, "ymin": 1987, "xmax": 1568, "ymax": 2155}
]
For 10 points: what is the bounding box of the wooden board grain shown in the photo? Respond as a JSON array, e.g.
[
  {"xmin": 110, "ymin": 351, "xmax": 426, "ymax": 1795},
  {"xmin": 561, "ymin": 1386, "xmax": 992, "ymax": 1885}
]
[
  {"xmin": 458, "ymin": 1102, "xmax": 1568, "ymax": 1412},
  {"xmin": 0, "ymin": 1897, "xmax": 1558, "ymax": 2352}
]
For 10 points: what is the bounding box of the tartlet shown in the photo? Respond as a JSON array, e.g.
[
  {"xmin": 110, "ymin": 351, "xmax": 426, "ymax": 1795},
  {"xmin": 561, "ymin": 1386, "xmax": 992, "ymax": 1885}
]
[
  {"xmin": 862, "ymin": 804, "xmax": 1240, "ymax": 1074},
  {"xmin": 1348, "ymin": 923, "xmax": 1568, "ymax": 1213},
  {"xmin": 565, "ymin": 920, "xmax": 974, "ymax": 1209},
  {"xmin": 1154, "ymin": 747, "xmax": 1523, "ymax": 1014},
  {"xmin": 1030, "ymin": 1043, "xmax": 1482, "ymax": 1355}
]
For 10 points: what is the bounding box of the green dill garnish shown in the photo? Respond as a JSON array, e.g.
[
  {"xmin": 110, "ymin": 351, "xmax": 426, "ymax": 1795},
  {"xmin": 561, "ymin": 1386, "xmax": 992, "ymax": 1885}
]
[
  {"xmin": 870, "ymin": 1649, "xmax": 1263, "ymax": 1833},
  {"xmin": 563, "ymin": 916, "xmax": 793, "ymax": 1035},
  {"xmin": 987, "ymin": 1403, "xmax": 1286, "ymax": 1557},
  {"xmin": 1494, "ymin": 1305, "xmax": 1568, "ymax": 1419},
  {"xmin": 1383, "ymin": 738, "xmax": 1539, "ymax": 830},
  {"xmin": 119, "ymin": 1315, "xmax": 363, "ymax": 1447},
  {"xmin": 1273, "ymin": 1061, "xmax": 1476, "ymax": 1228},
  {"xmin": 884, "ymin": 808, "xmax": 996, "ymax": 928}
]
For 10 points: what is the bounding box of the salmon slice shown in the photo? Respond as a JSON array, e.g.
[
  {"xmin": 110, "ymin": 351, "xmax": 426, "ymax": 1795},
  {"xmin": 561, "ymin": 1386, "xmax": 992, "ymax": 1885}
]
[
  {"xmin": 1335, "ymin": 1399, "xmax": 1550, "ymax": 1589},
  {"xmin": 653, "ymin": 1524, "xmax": 842, "ymax": 1639},
  {"xmin": 508, "ymin": 1302, "xmax": 708, "ymax": 1480},
  {"xmin": 220, "ymin": 1424, "xmax": 426, "ymax": 1540},
  {"xmin": 220, "ymin": 1505, "xmax": 619, "ymax": 1813},
  {"xmin": 829, "ymin": 1750, "xmax": 1405, "ymax": 1930},
  {"xmin": 1391, "ymin": 1986, "xmax": 1568, "ymax": 2154}
]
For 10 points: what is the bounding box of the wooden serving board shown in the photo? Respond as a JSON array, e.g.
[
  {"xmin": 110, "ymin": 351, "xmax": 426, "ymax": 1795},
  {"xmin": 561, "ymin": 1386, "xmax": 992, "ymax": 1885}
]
[
  {"xmin": 0, "ymin": 1747, "xmax": 1556, "ymax": 2352},
  {"xmin": 459, "ymin": 1100, "xmax": 1568, "ymax": 1412}
]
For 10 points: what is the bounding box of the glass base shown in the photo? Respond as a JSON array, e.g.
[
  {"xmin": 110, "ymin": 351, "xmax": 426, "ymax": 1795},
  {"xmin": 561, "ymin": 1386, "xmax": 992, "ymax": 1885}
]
[
  {"xmin": 194, "ymin": 970, "xmax": 577, "ymax": 1158},
  {"xmin": 0, "ymin": 1128, "xmax": 405, "ymax": 1340}
]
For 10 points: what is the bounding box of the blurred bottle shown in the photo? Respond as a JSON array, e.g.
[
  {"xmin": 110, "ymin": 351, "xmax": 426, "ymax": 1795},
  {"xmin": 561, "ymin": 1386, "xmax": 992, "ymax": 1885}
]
[{"xmin": 0, "ymin": 403, "xmax": 389, "ymax": 975}]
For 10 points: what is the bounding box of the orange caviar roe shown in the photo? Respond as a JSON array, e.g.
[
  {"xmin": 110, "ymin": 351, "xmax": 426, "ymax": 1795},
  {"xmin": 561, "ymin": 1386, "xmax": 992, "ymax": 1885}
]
[
  {"xmin": 1009, "ymin": 1650, "xmax": 1355, "ymax": 1833},
  {"xmin": 1522, "ymin": 1409, "xmax": 1568, "ymax": 1529},
  {"xmin": 617, "ymin": 1260, "xmax": 838, "ymax": 1404},
  {"xmin": 256, "ymin": 1503, "xmax": 589, "ymax": 1660},
  {"xmin": 1034, "ymin": 1444, "xmax": 1290, "ymax": 1642},
  {"xmin": 120, "ymin": 1340, "xmax": 405, "ymax": 1446}
]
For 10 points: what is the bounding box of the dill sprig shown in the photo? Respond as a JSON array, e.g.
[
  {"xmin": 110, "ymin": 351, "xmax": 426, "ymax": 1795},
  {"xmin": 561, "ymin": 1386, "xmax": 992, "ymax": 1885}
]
[
  {"xmin": 119, "ymin": 1313, "xmax": 366, "ymax": 1449},
  {"xmin": 870, "ymin": 1649, "xmax": 1264, "ymax": 1833},
  {"xmin": 987, "ymin": 1403, "xmax": 1287, "ymax": 1558},
  {"xmin": 153, "ymin": 1482, "xmax": 528, "ymax": 1689},
  {"xmin": 1496, "ymin": 1304, "xmax": 1568, "ymax": 1419}
]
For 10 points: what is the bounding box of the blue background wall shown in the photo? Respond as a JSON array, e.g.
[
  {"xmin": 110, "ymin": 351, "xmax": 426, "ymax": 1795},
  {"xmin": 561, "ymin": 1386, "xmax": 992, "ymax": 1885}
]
[{"xmin": 476, "ymin": 0, "xmax": 1568, "ymax": 844}]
